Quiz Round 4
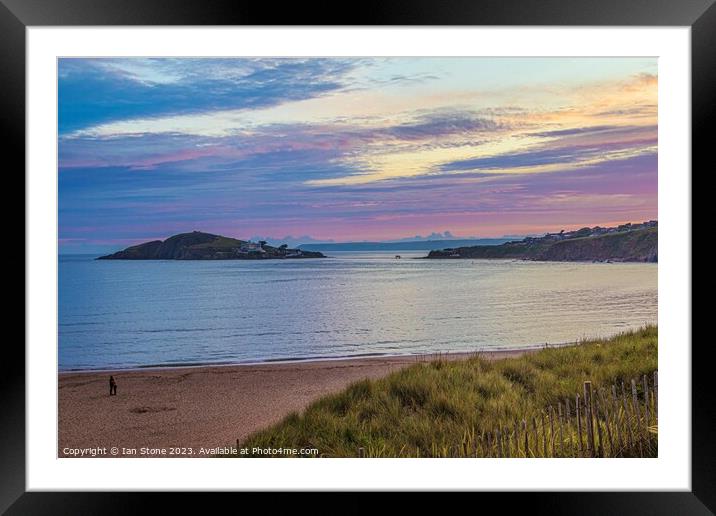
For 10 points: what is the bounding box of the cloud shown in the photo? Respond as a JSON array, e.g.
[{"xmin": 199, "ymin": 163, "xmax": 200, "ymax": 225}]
[
  {"xmin": 439, "ymin": 142, "xmax": 647, "ymax": 172},
  {"xmin": 59, "ymin": 152, "xmax": 656, "ymax": 246},
  {"xmin": 58, "ymin": 58, "xmax": 357, "ymax": 134},
  {"xmin": 378, "ymin": 111, "xmax": 501, "ymax": 140},
  {"xmin": 58, "ymin": 108, "xmax": 507, "ymax": 178},
  {"xmin": 58, "ymin": 58, "xmax": 658, "ymax": 249},
  {"xmin": 528, "ymin": 125, "xmax": 621, "ymax": 138},
  {"xmin": 439, "ymin": 125, "xmax": 657, "ymax": 174}
]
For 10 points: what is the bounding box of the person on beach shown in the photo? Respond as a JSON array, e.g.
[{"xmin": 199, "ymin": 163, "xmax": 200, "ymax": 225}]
[{"xmin": 109, "ymin": 376, "xmax": 117, "ymax": 396}]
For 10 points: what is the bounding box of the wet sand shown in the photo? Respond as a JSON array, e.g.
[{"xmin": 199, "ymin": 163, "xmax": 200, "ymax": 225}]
[{"xmin": 58, "ymin": 350, "xmax": 534, "ymax": 457}]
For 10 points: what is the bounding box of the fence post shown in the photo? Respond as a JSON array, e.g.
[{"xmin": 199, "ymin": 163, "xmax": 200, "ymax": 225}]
[
  {"xmin": 631, "ymin": 378, "xmax": 641, "ymax": 425},
  {"xmin": 514, "ymin": 421, "xmax": 520, "ymax": 458},
  {"xmin": 576, "ymin": 394, "xmax": 583, "ymax": 455},
  {"xmin": 653, "ymin": 370, "xmax": 658, "ymax": 418},
  {"xmin": 549, "ymin": 405, "xmax": 556, "ymax": 457},
  {"xmin": 583, "ymin": 381, "xmax": 596, "ymax": 457},
  {"xmin": 642, "ymin": 374, "xmax": 650, "ymax": 429},
  {"xmin": 611, "ymin": 384, "xmax": 623, "ymax": 454},
  {"xmin": 622, "ymin": 382, "xmax": 634, "ymax": 450},
  {"xmin": 558, "ymin": 402, "xmax": 564, "ymax": 457},
  {"xmin": 565, "ymin": 397, "xmax": 574, "ymax": 456},
  {"xmin": 523, "ymin": 419, "xmax": 529, "ymax": 457},
  {"xmin": 358, "ymin": 447, "xmax": 365, "ymax": 458},
  {"xmin": 541, "ymin": 412, "xmax": 547, "ymax": 457},
  {"xmin": 632, "ymin": 379, "xmax": 645, "ymax": 456},
  {"xmin": 594, "ymin": 395, "xmax": 604, "ymax": 458},
  {"xmin": 599, "ymin": 388, "xmax": 614, "ymax": 457}
]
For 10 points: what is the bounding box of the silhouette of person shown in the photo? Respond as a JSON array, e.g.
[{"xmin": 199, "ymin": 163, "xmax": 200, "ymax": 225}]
[{"xmin": 109, "ymin": 375, "xmax": 117, "ymax": 396}]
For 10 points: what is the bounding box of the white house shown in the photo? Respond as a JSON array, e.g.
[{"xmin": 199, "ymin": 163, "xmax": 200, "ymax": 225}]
[{"xmin": 239, "ymin": 241, "xmax": 265, "ymax": 253}]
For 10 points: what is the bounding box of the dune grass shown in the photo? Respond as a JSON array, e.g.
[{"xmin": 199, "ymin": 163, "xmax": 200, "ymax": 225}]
[{"xmin": 237, "ymin": 326, "xmax": 657, "ymax": 457}]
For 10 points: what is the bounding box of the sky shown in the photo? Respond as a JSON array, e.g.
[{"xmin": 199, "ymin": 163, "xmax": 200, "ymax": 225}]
[{"xmin": 58, "ymin": 57, "xmax": 657, "ymax": 253}]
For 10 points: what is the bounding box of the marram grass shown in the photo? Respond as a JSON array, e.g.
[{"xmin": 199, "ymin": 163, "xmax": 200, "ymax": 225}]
[{"xmin": 235, "ymin": 325, "xmax": 657, "ymax": 458}]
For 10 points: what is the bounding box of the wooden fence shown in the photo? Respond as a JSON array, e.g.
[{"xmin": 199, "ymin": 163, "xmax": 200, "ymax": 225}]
[
  {"xmin": 355, "ymin": 371, "xmax": 659, "ymax": 457},
  {"xmin": 468, "ymin": 371, "xmax": 658, "ymax": 458}
]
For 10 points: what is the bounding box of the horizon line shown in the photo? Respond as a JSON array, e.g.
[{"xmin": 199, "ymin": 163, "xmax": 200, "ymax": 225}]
[{"xmin": 59, "ymin": 218, "xmax": 658, "ymax": 253}]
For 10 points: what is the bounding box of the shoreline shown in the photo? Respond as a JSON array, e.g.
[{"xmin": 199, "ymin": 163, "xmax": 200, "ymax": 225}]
[
  {"xmin": 58, "ymin": 344, "xmax": 569, "ymax": 375},
  {"xmin": 58, "ymin": 348, "xmax": 541, "ymax": 457}
]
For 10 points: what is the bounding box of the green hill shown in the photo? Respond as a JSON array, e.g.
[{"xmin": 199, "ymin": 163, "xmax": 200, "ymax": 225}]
[
  {"xmin": 427, "ymin": 223, "xmax": 657, "ymax": 263},
  {"xmin": 97, "ymin": 231, "xmax": 325, "ymax": 260},
  {"xmin": 538, "ymin": 227, "xmax": 657, "ymax": 262}
]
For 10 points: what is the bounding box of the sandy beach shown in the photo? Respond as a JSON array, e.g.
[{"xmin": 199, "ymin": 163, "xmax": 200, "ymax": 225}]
[{"xmin": 58, "ymin": 350, "xmax": 533, "ymax": 457}]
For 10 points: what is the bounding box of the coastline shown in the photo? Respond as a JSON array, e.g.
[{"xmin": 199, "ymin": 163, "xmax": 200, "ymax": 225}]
[
  {"xmin": 58, "ymin": 348, "xmax": 538, "ymax": 457},
  {"xmin": 58, "ymin": 344, "xmax": 569, "ymax": 374}
]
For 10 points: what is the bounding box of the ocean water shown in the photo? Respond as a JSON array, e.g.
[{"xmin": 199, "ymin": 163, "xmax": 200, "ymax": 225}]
[{"xmin": 58, "ymin": 252, "xmax": 657, "ymax": 371}]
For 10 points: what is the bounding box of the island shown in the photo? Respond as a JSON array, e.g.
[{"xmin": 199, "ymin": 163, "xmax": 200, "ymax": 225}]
[
  {"xmin": 97, "ymin": 231, "xmax": 326, "ymax": 260},
  {"xmin": 425, "ymin": 221, "xmax": 657, "ymax": 262}
]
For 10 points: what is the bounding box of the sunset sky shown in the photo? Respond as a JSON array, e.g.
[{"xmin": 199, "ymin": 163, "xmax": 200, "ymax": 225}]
[{"xmin": 58, "ymin": 57, "xmax": 657, "ymax": 253}]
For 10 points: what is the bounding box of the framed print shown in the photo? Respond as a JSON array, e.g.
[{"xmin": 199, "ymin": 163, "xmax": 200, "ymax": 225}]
[{"xmin": 4, "ymin": 0, "xmax": 711, "ymax": 511}]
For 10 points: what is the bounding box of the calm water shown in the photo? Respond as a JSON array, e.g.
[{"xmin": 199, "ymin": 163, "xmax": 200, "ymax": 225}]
[{"xmin": 58, "ymin": 252, "xmax": 657, "ymax": 371}]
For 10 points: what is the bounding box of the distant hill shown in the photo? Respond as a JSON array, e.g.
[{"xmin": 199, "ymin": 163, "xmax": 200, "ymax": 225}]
[
  {"xmin": 97, "ymin": 231, "xmax": 325, "ymax": 260},
  {"xmin": 426, "ymin": 222, "xmax": 657, "ymax": 263},
  {"xmin": 298, "ymin": 238, "xmax": 513, "ymax": 252}
]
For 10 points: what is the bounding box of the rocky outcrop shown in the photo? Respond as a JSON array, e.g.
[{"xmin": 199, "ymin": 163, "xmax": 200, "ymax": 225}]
[
  {"xmin": 97, "ymin": 231, "xmax": 325, "ymax": 260},
  {"xmin": 426, "ymin": 223, "xmax": 657, "ymax": 263},
  {"xmin": 537, "ymin": 228, "xmax": 657, "ymax": 262}
]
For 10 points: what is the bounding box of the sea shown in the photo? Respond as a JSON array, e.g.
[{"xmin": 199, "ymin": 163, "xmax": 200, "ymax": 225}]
[{"xmin": 58, "ymin": 252, "xmax": 657, "ymax": 371}]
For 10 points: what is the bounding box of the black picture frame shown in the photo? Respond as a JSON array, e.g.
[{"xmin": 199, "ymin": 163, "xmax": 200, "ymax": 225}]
[{"xmin": 3, "ymin": 0, "xmax": 708, "ymax": 512}]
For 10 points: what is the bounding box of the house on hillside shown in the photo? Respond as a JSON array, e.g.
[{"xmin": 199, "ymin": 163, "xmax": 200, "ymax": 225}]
[{"xmin": 238, "ymin": 241, "xmax": 266, "ymax": 253}]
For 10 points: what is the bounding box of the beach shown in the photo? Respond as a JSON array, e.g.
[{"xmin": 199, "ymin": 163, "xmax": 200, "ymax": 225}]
[{"xmin": 58, "ymin": 350, "xmax": 532, "ymax": 457}]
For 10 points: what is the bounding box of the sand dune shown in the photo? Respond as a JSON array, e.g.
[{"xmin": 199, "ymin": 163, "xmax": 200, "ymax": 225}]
[{"xmin": 58, "ymin": 350, "xmax": 533, "ymax": 457}]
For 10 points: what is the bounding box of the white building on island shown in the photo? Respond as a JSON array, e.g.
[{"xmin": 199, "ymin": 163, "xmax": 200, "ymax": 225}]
[{"xmin": 238, "ymin": 241, "xmax": 266, "ymax": 253}]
